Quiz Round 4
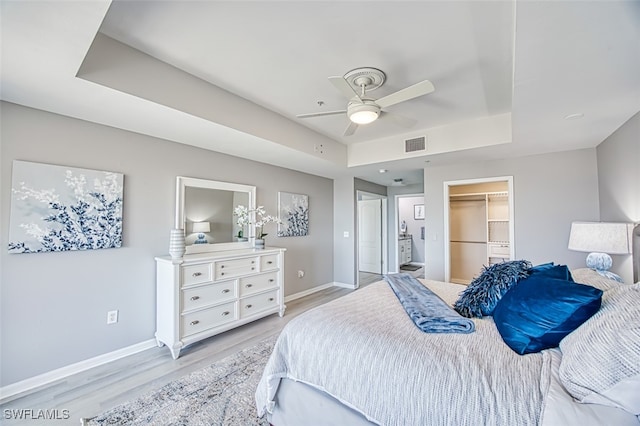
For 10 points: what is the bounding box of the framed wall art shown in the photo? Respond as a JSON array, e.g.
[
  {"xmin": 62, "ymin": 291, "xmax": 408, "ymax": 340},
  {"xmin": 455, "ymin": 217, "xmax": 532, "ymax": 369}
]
[
  {"xmin": 277, "ymin": 192, "xmax": 309, "ymax": 237},
  {"xmin": 414, "ymin": 204, "xmax": 425, "ymax": 220},
  {"xmin": 8, "ymin": 160, "xmax": 124, "ymax": 254}
]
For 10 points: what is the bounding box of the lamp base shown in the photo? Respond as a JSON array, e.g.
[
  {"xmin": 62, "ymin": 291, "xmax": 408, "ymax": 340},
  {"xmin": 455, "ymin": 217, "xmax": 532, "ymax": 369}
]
[
  {"xmin": 194, "ymin": 233, "xmax": 208, "ymax": 244},
  {"xmin": 586, "ymin": 252, "xmax": 623, "ymax": 283}
]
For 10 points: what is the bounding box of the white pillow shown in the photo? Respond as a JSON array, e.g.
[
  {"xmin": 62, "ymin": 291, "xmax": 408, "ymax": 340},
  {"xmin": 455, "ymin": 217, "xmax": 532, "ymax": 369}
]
[
  {"xmin": 571, "ymin": 268, "xmax": 621, "ymax": 291},
  {"xmin": 559, "ymin": 283, "xmax": 640, "ymax": 415}
]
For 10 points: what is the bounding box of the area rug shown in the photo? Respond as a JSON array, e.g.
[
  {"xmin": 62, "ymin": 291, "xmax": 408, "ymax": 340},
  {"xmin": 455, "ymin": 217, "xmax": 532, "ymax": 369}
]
[
  {"xmin": 400, "ymin": 264, "xmax": 421, "ymax": 272},
  {"xmin": 82, "ymin": 334, "xmax": 278, "ymax": 426}
]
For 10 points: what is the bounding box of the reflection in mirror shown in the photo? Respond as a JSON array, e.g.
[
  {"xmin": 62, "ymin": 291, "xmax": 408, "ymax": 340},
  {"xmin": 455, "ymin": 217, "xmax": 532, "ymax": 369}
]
[
  {"xmin": 175, "ymin": 176, "xmax": 256, "ymax": 254},
  {"xmin": 184, "ymin": 188, "xmax": 249, "ymax": 245}
]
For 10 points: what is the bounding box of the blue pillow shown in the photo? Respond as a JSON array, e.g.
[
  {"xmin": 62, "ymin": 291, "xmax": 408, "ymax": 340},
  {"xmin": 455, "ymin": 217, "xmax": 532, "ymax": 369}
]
[
  {"xmin": 493, "ymin": 276, "xmax": 602, "ymax": 354},
  {"xmin": 453, "ymin": 260, "xmax": 532, "ymax": 318},
  {"xmin": 528, "ymin": 263, "xmax": 574, "ymax": 281}
]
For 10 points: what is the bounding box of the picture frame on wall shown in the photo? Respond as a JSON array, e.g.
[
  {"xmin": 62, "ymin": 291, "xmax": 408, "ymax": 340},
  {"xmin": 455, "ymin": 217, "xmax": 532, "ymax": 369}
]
[
  {"xmin": 277, "ymin": 192, "xmax": 309, "ymax": 237},
  {"xmin": 414, "ymin": 204, "xmax": 425, "ymax": 220},
  {"xmin": 8, "ymin": 160, "xmax": 124, "ymax": 254}
]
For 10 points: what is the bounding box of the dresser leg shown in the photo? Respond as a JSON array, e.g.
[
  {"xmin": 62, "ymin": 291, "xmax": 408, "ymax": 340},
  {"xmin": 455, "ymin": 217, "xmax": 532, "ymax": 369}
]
[{"xmin": 279, "ymin": 304, "xmax": 286, "ymax": 317}]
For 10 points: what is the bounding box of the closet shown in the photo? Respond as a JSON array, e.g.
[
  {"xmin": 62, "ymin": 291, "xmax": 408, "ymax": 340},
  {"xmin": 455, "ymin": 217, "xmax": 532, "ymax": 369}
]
[{"xmin": 447, "ymin": 180, "xmax": 512, "ymax": 285}]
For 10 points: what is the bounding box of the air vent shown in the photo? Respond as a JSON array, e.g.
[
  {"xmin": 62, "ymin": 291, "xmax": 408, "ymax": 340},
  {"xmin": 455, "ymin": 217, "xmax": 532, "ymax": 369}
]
[{"xmin": 405, "ymin": 136, "xmax": 426, "ymax": 152}]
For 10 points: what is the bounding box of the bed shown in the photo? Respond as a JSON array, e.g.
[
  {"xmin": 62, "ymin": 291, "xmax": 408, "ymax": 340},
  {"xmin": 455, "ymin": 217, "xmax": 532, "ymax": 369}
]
[{"xmin": 255, "ymin": 266, "xmax": 640, "ymax": 426}]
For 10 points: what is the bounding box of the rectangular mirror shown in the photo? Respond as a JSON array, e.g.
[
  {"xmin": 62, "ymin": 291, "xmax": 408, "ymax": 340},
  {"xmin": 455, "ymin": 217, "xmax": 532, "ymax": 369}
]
[{"xmin": 175, "ymin": 176, "xmax": 256, "ymax": 253}]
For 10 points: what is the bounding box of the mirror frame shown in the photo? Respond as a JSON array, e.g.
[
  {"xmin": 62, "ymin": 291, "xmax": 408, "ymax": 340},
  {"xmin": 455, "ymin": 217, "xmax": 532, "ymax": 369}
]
[{"xmin": 176, "ymin": 176, "xmax": 256, "ymax": 253}]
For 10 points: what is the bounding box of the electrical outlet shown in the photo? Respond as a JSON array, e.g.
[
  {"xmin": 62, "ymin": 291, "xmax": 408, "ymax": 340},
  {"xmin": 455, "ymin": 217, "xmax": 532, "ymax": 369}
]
[
  {"xmin": 107, "ymin": 310, "xmax": 118, "ymax": 324},
  {"xmin": 297, "ymin": 270, "xmax": 305, "ymax": 278}
]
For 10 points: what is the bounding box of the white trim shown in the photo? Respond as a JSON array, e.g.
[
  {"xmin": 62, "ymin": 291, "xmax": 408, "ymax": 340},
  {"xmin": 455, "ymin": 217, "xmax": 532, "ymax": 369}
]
[
  {"xmin": 284, "ymin": 282, "xmax": 334, "ymax": 303},
  {"xmin": 0, "ymin": 339, "xmax": 157, "ymax": 403},
  {"xmin": 333, "ymin": 281, "xmax": 357, "ymax": 290}
]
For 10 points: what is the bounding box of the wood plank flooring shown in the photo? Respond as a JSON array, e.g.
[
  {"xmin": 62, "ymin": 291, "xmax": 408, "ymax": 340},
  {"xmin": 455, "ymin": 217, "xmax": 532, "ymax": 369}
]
[{"xmin": 0, "ymin": 284, "xmax": 361, "ymax": 425}]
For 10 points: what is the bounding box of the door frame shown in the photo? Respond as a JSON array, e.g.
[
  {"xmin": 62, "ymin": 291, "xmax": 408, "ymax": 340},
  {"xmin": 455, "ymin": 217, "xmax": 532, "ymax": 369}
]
[
  {"xmin": 443, "ymin": 176, "xmax": 515, "ymax": 283},
  {"xmin": 356, "ymin": 191, "xmax": 388, "ymax": 287}
]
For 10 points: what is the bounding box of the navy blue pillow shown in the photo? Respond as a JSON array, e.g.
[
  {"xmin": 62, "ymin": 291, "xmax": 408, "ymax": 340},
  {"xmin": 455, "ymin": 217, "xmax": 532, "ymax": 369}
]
[
  {"xmin": 528, "ymin": 263, "xmax": 574, "ymax": 281},
  {"xmin": 493, "ymin": 275, "xmax": 602, "ymax": 355}
]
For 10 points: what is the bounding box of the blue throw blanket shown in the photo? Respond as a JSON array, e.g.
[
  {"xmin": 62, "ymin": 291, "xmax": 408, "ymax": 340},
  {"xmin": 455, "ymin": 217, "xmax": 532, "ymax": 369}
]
[{"xmin": 385, "ymin": 273, "xmax": 475, "ymax": 333}]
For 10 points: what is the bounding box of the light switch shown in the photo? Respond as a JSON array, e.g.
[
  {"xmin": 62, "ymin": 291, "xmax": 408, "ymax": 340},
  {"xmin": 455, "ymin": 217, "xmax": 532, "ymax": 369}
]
[{"xmin": 343, "ymin": 231, "xmax": 349, "ymax": 238}]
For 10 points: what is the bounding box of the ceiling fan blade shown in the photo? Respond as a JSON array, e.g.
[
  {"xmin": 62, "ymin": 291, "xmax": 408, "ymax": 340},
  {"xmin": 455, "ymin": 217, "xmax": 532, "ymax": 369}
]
[
  {"xmin": 381, "ymin": 111, "xmax": 417, "ymax": 128},
  {"xmin": 344, "ymin": 121, "xmax": 359, "ymax": 136},
  {"xmin": 329, "ymin": 76, "xmax": 362, "ymax": 102},
  {"xmin": 376, "ymin": 80, "xmax": 435, "ymax": 108},
  {"xmin": 296, "ymin": 110, "xmax": 347, "ymax": 119}
]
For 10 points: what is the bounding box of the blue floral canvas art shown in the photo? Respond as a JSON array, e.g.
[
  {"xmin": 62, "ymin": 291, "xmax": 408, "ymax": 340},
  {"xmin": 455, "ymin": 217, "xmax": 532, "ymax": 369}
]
[
  {"xmin": 8, "ymin": 161, "xmax": 124, "ymax": 254},
  {"xmin": 277, "ymin": 192, "xmax": 309, "ymax": 237}
]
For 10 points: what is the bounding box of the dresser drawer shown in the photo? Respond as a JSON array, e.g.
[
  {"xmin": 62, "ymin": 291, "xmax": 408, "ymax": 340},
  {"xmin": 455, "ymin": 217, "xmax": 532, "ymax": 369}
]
[
  {"xmin": 214, "ymin": 257, "xmax": 258, "ymax": 280},
  {"xmin": 181, "ymin": 302, "xmax": 237, "ymax": 337},
  {"xmin": 239, "ymin": 272, "xmax": 278, "ymax": 297},
  {"xmin": 260, "ymin": 254, "xmax": 279, "ymax": 271},
  {"xmin": 240, "ymin": 290, "xmax": 279, "ymax": 318},
  {"xmin": 182, "ymin": 263, "xmax": 212, "ymax": 286},
  {"xmin": 182, "ymin": 281, "xmax": 236, "ymax": 312}
]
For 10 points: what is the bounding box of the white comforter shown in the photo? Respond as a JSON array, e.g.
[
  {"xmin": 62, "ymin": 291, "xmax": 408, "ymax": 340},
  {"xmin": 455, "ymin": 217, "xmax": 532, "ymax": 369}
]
[{"xmin": 256, "ymin": 280, "xmax": 552, "ymax": 426}]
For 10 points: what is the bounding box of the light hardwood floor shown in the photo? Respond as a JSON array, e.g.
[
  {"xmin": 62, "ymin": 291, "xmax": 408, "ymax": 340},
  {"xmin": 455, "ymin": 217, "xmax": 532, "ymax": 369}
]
[{"xmin": 0, "ymin": 284, "xmax": 363, "ymax": 425}]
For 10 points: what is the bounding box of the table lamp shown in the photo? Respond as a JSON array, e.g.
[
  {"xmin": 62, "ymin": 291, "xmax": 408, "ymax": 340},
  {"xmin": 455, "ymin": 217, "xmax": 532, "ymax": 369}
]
[
  {"xmin": 568, "ymin": 221, "xmax": 633, "ymax": 283},
  {"xmin": 192, "ymin": 221, "xmax": 210, "ymax": 244}
]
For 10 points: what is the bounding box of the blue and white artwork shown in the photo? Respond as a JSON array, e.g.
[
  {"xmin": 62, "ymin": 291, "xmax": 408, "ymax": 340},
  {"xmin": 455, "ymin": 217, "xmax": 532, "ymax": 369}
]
[
  {"xmin": 8, "ymin": 161, "xmax": 124, "ymax": 254},
  {"xmin": 277, "ymin": 192, "xmax": 309, "ymax": 237}
]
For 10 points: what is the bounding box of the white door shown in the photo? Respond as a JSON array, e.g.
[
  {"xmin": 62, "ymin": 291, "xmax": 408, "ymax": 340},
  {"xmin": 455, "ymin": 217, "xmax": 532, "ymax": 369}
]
[{"xmin": 358, "ymin": 199, "xmax": 382, "ymax": 274}]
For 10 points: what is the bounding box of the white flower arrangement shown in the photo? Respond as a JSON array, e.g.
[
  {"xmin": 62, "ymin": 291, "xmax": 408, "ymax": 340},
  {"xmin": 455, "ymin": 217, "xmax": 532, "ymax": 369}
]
[{"xmin": 233, "ymin": 205, "xmax": 282, "ymax": 240}]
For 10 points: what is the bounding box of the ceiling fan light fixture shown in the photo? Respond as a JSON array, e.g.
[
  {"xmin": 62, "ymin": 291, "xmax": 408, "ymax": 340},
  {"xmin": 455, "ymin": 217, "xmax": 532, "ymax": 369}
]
[{"xmin": 348, "ymin": 103, "xmax": 380, "ymax": 124}]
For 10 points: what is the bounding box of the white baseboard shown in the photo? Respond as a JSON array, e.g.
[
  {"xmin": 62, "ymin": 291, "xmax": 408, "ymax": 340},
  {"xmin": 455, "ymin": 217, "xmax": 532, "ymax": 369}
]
[
  {"xmin": 283, "ymin": 281, "xmax": 358, "ymax": 303},
  {"xmin": 333, "ymin": 281, "xmax": 357, "ymax": 290},
  {"xmin": 0, "ymin": 338, "xmax": 157, "ymax": 403},
  {"xmin": 284, "ymin": 282, "xmax": 334, "ymax": 303}
]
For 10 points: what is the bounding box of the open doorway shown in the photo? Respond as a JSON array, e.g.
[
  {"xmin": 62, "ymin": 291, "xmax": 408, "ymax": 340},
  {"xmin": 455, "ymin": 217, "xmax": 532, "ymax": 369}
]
[
  {"xmin": 395, "ymin": 193, "xmax": 425, "ymax": 278},
  {"xmin": 357, "ymin": 191, "xmax": 387, "ymax": 287},
  {"xmin": 444, "ymin": 177, "xmax": 515, "ymax": 284}
]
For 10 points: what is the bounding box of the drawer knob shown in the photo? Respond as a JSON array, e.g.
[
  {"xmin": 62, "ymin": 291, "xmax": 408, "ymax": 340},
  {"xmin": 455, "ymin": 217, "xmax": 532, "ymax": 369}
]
[
  {"xmin": 222, "ymin": 311, "xmax": 230, "ymax": 316},
  {"xmin": 192, "ymin": 272, "xmax": 202, "ymax": 277},
  {"xmin": 222, "ymin": 289, "xmax": 230, "ymax": 294},
  {"xmin": 246, "ymin": 284, "xmax": 253, "ymax": 288},
  {"xmin": 221, "ymin": 272, "xmax": 225, "ymax": 276},
  {"xmin": 251, "ymin": 260, "xmax": 255, "ymax": 264},
  {"xmin": 190, "ymin": 320, "xmax": 200, "ymax": 326},
  {"xmin": 269, "ymin": 297, "xmax": 275, "ymax": 302},
  {"xmin": 246, "ymin": 304, "xmax": 252, "ymax": 309},
  {"xmin": 267, "ymin": 261, "xmax": 273, "ymax": 264},
  {"xmin": 251, "ymin": 267, "xmax": 255, "ymax": 270},
  {"xmin": 190, "ymin": 296, "xmax": 200, "ymax": 301},
  {"xmin": 269, "ymin": 279, "xmax": 274, "ymax": 283},
  {"xmin": 220, "ymin": 265, "xmax": 225, "ymax": 269}
]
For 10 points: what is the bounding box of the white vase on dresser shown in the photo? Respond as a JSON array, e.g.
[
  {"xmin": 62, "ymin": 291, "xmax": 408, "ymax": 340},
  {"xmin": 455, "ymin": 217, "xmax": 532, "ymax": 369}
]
[{"xmin": 155, "ymin": 247, "xmax": 286, "ymax": 359}]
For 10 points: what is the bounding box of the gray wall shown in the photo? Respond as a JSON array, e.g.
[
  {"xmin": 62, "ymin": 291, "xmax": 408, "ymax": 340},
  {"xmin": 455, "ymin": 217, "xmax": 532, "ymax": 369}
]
[
  {"xmin": 423, "ymin": 148, "xmax": 600, "ymax": 281},
  {"xmin": 596, "ymin": 111, "xmax": 640, "ymax": 284},
  {"xmin": 333, "ymin": 177, "xmax": 356, "ymax": 285},
  {"xmin": 0, "ymin": 102, "xmax": 333, "ymax": 386}
]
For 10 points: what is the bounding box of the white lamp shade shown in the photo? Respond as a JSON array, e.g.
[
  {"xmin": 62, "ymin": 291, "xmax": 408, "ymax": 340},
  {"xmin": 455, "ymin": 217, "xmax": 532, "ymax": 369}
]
[
  {"xmin": 568, "ymin": 222, "xmax": 633, "ymax": 254},
  {"xmin": 192, "ymin": 221, "xmax": 210, "ymax": 233}
]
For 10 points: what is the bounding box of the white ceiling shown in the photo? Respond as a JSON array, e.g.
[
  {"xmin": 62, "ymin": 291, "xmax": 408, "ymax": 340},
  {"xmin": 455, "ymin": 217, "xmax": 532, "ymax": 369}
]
[{"xmin": 1, "ymin": 1, "xmax": 639, "ymax": 187}]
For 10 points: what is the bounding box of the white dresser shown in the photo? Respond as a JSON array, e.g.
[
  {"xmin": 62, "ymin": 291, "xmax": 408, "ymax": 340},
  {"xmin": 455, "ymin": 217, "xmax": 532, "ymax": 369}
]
[{"xmin": 155, "ymin": 247, "xmax": 286, "ymax": 359}]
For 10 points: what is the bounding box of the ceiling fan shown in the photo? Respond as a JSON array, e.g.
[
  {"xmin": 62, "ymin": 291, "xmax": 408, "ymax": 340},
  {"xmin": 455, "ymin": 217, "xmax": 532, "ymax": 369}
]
[{"xmin": 296, "ymin": 67, "xmax": 435, "ymax": 136}]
